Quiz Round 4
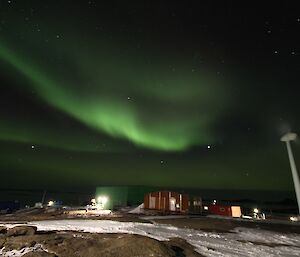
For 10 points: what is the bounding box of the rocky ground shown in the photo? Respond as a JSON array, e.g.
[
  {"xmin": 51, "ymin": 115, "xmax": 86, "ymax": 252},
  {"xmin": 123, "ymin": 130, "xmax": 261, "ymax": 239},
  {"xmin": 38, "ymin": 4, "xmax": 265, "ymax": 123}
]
[
  {"xmin": 1, "ymin": 207, "xmax": 299, "ymax": 234},
  {"xmin": 0, "ymin": 225, "xmax": 203, "ymax": 257},
  {"xmin": 1, "ymin": 208, "xmax": 299, "ymax": 256},
  {"xmin": 151, "ymin": 216, "xmax": 300, "ymax": 234}
]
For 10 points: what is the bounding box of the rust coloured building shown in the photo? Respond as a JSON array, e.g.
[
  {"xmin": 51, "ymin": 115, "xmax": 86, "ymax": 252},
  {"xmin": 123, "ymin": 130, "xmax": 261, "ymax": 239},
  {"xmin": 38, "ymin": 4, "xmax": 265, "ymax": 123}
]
[
  {"xmin": 208, "ymin": 204, "xmax": 241, "ymax": 217},
  {"xmin": 144, "ymin": 191, "xmax": 189, "ymax": 213}
]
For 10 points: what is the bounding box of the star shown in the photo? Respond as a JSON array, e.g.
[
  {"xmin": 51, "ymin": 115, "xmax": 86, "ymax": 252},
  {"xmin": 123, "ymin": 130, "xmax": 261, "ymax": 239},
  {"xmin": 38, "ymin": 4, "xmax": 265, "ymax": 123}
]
[
  {"xmin": 207, "ymin": 145, "xmax": 211, "ymax": 149},
  {"xmin": 160, "ymin": 160, "xmax": 164, "ymax": 164},
  {"xmin": 31, "ymin": 145, "xmax": 35, "ymax": 149}
]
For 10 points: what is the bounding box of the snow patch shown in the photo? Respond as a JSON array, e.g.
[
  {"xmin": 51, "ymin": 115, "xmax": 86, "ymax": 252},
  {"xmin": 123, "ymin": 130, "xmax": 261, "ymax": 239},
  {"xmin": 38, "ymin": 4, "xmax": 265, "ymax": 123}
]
[
  {"xmin": 1, "ymin": 220, "xmax": 300, "ymax": 257},
  {"xmin": 0, "ymin": 243, "xmax": 44, "ymax": 257},
  {"xmin": 128, "ymin": 203, "xmax": 144, "ymax": 214}
]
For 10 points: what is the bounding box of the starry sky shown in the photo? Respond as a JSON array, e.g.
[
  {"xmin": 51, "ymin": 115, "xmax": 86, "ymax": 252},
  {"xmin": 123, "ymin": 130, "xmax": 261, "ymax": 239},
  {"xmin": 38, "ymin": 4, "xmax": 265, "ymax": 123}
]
[{"xmin": 0, "ymin": 1, "xmax": 299, "ymax": 198}]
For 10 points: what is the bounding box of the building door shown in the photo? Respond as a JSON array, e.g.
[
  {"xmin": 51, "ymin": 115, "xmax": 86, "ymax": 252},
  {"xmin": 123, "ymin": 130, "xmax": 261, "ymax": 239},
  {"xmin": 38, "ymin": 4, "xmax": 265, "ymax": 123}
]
[
  {"xmin": 169, "ymin": 197, "xmax": 176, "ymax": 211},
  {"xmin": 149, "ymin": 196, "xmax": 156, "ymax": 209}
]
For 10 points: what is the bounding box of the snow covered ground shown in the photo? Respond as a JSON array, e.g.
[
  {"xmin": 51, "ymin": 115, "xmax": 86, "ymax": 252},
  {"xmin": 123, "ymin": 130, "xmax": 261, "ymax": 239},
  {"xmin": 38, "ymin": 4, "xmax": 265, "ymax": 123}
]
[
  {"xmin": 0, "ymin": 244, "xmax": 46, "ymax": 257},
  {"xmin": 1, "ymin": 219, "xmax": 300, "ymax": 256}
]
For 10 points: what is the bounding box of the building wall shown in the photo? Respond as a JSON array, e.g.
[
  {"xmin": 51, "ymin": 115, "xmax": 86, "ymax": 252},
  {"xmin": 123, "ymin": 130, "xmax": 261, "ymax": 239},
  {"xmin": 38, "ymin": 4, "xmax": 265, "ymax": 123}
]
[
  {"xmin": 189, "ymin": 196, "xmax": 203, "ymax": 214},
  {"xmin": 208, "ymin": 204, "xmax": 241, "ymax": 217},
  {"xmin": 231, "ymin": 206, "xmax": 242, "ymax": 217},
  {"xmin": 95, "ymin": 186, "xmax": 161, "ymax": 209},
  {"xmin": 95, "ymin": 186, "xmax": 128, "ymax": 209},
  {"xmin": 144, "ymin": 191, "xmax": 189, "ymax": 213},
  {"xmin": 208, "ymin": 204, "xmax": 232, "ymax": 216}
]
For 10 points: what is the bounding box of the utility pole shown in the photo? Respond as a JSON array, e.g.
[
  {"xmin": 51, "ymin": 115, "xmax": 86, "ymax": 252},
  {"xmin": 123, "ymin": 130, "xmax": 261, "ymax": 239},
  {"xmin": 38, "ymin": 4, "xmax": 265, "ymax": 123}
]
[
  {"xmin": 41, "ymin": 190, "xmax": 47, "ymax": 206},
  {"xmin": 281, "ymin": 132, "xmax": 300, "ymax": 214}
]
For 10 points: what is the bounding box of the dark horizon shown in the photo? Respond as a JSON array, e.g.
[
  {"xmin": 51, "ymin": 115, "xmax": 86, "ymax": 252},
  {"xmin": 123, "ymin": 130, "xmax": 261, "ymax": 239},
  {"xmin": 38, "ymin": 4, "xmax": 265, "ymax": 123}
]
[{"xmin": 0, "ymin": 186, "xmax": 298, "ymax": 207}]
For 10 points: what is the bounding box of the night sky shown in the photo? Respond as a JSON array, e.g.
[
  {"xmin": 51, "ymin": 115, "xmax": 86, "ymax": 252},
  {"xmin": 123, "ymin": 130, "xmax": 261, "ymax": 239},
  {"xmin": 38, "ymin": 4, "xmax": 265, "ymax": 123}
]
[{"xmin": 0, "ymin": 1, "xmax": 299, "ymax": 197}]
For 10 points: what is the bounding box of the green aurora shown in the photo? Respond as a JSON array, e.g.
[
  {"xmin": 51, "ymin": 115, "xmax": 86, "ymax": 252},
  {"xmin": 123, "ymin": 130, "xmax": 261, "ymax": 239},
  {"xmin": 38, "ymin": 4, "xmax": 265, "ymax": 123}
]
[
  {"xmin": 0, "ymin": 1, "xmax": 299, "ymax": 195},
  {"xmin": 0, "ymin": 34, "xmax": 231, "ymax": 151}
]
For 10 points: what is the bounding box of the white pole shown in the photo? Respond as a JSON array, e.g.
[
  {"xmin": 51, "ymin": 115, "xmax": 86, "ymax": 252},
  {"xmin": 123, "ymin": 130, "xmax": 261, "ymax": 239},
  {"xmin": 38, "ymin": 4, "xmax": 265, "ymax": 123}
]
[{"xmin": 285, "ymin": 141, "xmax": 300, "ymax": 214}]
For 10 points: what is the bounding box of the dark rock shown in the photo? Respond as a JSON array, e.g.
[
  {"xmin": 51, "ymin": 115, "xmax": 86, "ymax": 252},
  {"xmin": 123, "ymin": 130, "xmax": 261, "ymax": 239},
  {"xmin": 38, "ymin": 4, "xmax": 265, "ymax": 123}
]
[
  {"xmin": 0, "ymin": 226, "xmax": 7, "ymax": 234},
  {"xmin": 44, "ymin": 233, "xmax": 174, "ymax": 257},
  {"xmin": 3, "ymin": 235, "xmax": 37, "ymax": 251},
  {"xmin": 0, "ymin": 238, "xmax": 5, "ymax": 248},
  {"xmin": 7, "ymin": 226, "xmax": 37, "ymax": 237}
]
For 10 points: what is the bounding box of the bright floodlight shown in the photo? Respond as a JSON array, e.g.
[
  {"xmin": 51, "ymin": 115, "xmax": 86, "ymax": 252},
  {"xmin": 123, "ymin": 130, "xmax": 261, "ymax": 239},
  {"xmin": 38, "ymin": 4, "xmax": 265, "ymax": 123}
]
[
  {"xmin": 97, "ymin": 196, "xmax": 108, "ymax": 205},
  {"xmin": 48, "ymin": 200, "xmax": 54, "ymax": 207},
  {"xmin": 253, "ymin": 208, "xmax": 259, "ymax": 214},
  {"xmin": 280, "ymin": 132, "xmax": 297, "ymax": 142},
  {"xmin": 290, "ymin": 216, "xmax": 299, "ymax": 222}
]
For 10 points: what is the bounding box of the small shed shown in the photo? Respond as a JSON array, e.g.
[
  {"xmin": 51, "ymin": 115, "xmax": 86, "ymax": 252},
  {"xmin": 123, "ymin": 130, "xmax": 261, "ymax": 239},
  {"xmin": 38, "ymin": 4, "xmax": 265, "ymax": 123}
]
[
  {"xmin": 189, "ymin": 196, "xmax": 203, "ymax": 214},
  {"xmin": 144, "ymin": 191, "xmax": 189, "ymax": 213},
  {"xmin": 209, "ymin": 204, "xmax": 241, "ymax": 217}
]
